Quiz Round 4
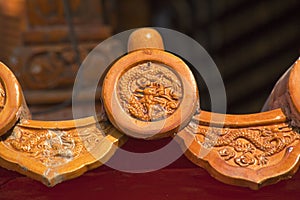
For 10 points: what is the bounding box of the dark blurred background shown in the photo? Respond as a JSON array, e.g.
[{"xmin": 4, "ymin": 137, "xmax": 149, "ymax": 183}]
[
  {"xmin": 112, "ymin": 0, "xmax": 300, "ymax": 113},
  {"xmin": 0, "ymin": 0, "xmax": 299, "ymax": 116}
]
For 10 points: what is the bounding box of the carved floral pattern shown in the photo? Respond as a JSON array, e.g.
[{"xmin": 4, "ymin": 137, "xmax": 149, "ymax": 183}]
[
  {"xmin": 118, "ymin": 62, "xmax": 182, "ymax": 121},
  {"xmin": 189, "ymin": 122, "xmax": 300, "ymax": 167}
]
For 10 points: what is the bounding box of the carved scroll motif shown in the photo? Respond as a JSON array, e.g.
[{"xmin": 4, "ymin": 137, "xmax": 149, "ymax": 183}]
[
  {"xmin": 27, "ymin": 0, "xmax": 95, "ymax": 26},
  {"xmin": 117, "ymin": 62, "xmax": 183, "ymax": 121},
  {"xmin": 0, "ymin": 81, "xmax": 5, "ymax": 111},
  {"xmin": 23, "ymin": 46, "xmax": 92, "ymax": 89},
  {"xmin": 188, "ymin": 121, "xmax": 300, "ymax": 168}
]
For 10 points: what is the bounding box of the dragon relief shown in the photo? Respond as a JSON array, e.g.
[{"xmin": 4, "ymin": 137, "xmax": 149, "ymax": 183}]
[
  {"xmin": 128, "ymin": 82, "xmax": 180, "ymax": 121},
  {"xmin": 189, "ymin": 122, "xmax": 300, "ymax": 167},
  {"xmin": 117, "ymin": 62, "xmax": 183, "ymax": 121},
  {"xmin": 0, "ymin": 81, "xmax": 5, "ymax": 111},
  {"xmin": 3, "ymin": 121, "xmax": 112, "ymax": 167}
]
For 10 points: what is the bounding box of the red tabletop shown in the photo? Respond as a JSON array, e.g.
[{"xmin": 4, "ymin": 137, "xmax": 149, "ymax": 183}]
[{"xmin": 1, "ymin": 137, "xmax": 300, "ymax": 200}]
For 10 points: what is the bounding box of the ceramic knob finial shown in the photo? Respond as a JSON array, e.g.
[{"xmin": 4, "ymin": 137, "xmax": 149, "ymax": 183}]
[{"xmin": 127, "ymin": 28, "xmax": 164, "ymax": 52}]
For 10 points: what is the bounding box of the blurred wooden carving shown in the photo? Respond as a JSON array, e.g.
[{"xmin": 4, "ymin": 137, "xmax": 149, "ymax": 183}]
[{"xmin": 0, "ymin": 0, "xmax": 111, "ymax": 104}]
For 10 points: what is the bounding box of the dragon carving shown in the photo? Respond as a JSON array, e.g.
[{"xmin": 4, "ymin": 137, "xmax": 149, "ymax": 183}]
[
  {"xmin": 190, "ymin": 122, "xmax": 300, "ymax": 167},
  {"xmin": 117, "ymin": 62, "xmax": 183, "ymax": 121},
  {"xmin": 4, "ymin": 122, "xmax": 112, "ymax": 167},
  {"xmin": 128, "ymin": 82, "xmax": 180, "ymax": 121}
]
